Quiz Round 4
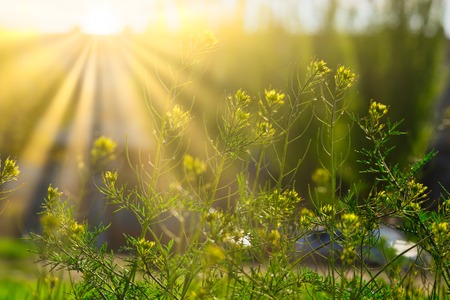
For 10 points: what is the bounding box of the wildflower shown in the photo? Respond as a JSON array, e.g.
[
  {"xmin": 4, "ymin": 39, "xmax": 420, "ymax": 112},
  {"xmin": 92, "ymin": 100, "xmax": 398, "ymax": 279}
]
[
  {"xmin": 264, "ymin": 89, "xmax": 285, "ymax": 108},
  {"xmin": 70, "ymin": 222, "xmax": 85, "ymax": 236},
  {"xmin": 136, "ymin": 238, "xmax": 156, "ymax": 259},
  {"xmin": 406, "ymin": 201, "xmax": 421, "ymax": 212},
  {"xmin": 233, "ymin": 89, "xmax": 252, "ymax": 106},
  {"xmin": 390, "ymin": 284, "xmax": 405, "ymax": 299},
  {"xmin": 335, "ymin": 66, "xmax": 356, "ymax": 89},
  {"xmin": 40, "ymin": 213, "xmax": 61, "ymax": 236},
  {"xmin": 320, "ymin": 204, "xmax": 335, "ymax": 216},
  {"xmin": 91, "ymin": 136, "xmax": 116, "ymax": 164},
  {"xmin": 204, "ymin": 244, "xmax": 226, "ymax": 264},
  {"xmin": 46, "ymin": 185, "xmax": 62, "ymax": 201},
  {"xmin": 299, "ymin": 208, "xmax": 315, "ymax": 229},
  {"xmin": 235, "ymin": 107, "xmax": 250, "ymax": 124},
  {"xmin": 340, "ymin": 245, "xmax": 357, "ymax": 265},
  {"xmin": 340, "ymin": 213, "xmax": 361, "ymax": 237},
  {"xmin": 309, "ymin": 60, "xmax": 331, "ymax": 77},
  {"xmin": 312, "ymin": 168, "xmax": 330, "ymax": 186},
  {"xmin": 0, "ymin": 157, "xmax": 20, "ymax": 183},
  {"xmin": 407, "ymin": 180, "xmax": 427, "ymax": 199},
  {"xmin": 369, "ymin": 101, "xmax": 388, "ymax": 120},
  {"xmin": 183, "ymin": 154, "xmax": 207, "ymax": 176},
  {"xmin": 267, "ymin": 229, "xmax": 281, "ymax": 247},
  {"xmin": 167, "ymin": 105, "xmax": 192, "ymax": 132},
  {"xmin": 103, "ymin": 170, "xmax": 118, "ymax": 187},
  {"xmin": 431, "ymin": 222, "xmax": 450, "ymax": 247},
  {"xmin": 279, "ymin": 189, "xmax": 301, "ymax": 205},
  {"xmin": 257, "ymin": 121, "xmax": 275, "ymax": 140}
]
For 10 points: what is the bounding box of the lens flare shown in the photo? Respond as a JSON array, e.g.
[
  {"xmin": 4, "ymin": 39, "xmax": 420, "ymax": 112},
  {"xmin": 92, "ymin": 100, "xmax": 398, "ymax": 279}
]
[{"xmin": 81, "ymin": 3, "xmax": 122, "ymax": 35}]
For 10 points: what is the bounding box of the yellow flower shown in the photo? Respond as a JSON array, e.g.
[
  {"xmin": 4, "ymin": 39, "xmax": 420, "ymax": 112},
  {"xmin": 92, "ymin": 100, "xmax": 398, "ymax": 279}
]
[
  {"xmin": 91, "ymin": 136, "xmax": 116, "ymax": 163},
  {"xmin": 369, "ymin": 101, "xmax": 388, "ymax": 120},
  {"xmin": 431, "ymin": 222, "xmax": 450, "ymax": 247},
  {"xmin": 320, "ymin": 204, "xmax": 335, "ymax": 216},
  {"xmin": 310, "ymin": 60, "xmax": 331, "ymax": 77},
  {"xmin": 183, "ymin": 155, "xmax": 207, "ymax": 176},
  {"xmin": 257, "ymin": 121, "xmax": 276, "ymax": 139},
  {"xmin": 40, "ymin": 213, "xmax": 61, "ymax": 235},
  {"xmin": 264, "ymin": 89, "xmax": 285, "ymax": 107},
  {"xmin": 0, "ymin": 157, "xmax": 20, "ymax": 182},
  {"xmin": 70, "ymin": 222, "xmax": 85, "ymax": 236},
  {"xmin": 340, "ymin": 246, "xmax": 357, "ymax": 265},
  {"xmin": 312, "ymin": 168, "xmax": 330, "ymax": 186},
  {"xmin": 340, "ymin": 213, "xmax": 361, "ymax": 236},
  {"xmin": 103, "ymin": 170, "xmax": 118, "ymax": 188},
  {"xmin": 335, "ymin": 66, "xmax": 356, "ymax": 89},
  {"xmin": 136, "ymin": 238, "xmax": 156, "ymax": 259},
  {"xmin": 167, "ymin": 105, "xmax": 192, "ymax": 131},
  {"xmin": 205, "ymin": 244, "xmax": 226, "ymax": 264},
  {"xmin": 267, "ymin": 229, "xmax": 281, "ymax": 247}
]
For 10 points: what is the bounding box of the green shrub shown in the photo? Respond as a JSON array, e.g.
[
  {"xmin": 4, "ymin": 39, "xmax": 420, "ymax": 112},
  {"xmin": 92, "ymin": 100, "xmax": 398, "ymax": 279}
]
[{"xmin": 30, "ymin": 33, "xmax": 450, "ymax": 299}]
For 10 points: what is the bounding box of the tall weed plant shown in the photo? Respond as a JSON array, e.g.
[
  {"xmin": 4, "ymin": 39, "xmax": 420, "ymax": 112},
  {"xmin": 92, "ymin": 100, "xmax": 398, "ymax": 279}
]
[{"xmin": 29, "ymin": 32, "xmax": 450, "ymax": 299}]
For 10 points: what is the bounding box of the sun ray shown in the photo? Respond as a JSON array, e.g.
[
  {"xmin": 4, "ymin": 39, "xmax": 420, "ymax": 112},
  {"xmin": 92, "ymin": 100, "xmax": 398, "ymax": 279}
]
[
  {"xmin": 81, "ymin": 2, "xmax": 122, "ymax": 35},
  {"xmin": 17, "ymin": 37, "xmax": 94, "ymax": 223},
  {"xmin": 58, "ymin": 37, "xmax": 100, "ymax": 196}
]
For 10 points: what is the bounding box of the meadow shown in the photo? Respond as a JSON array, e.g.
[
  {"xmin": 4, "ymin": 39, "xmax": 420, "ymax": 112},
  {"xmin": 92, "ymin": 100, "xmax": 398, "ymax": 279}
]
[{"xmin": 0, "ymin": 1, "xmax": 449, "ymax": 298}]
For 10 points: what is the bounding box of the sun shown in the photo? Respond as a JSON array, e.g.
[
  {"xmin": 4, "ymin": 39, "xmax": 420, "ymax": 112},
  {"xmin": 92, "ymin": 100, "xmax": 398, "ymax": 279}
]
[{"xmin": 80, "ymin": 2, "xmax": 122, "ymax": 35}]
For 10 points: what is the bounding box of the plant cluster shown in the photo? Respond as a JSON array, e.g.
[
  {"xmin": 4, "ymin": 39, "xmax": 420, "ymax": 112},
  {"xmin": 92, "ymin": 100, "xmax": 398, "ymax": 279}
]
[
  {"xmin": 25, "ymin": 34, "xmax": 450, "ymax": 299},
  {"xmin": 0, "ymin": 156, "xmax": 20, "ymax": 201}
]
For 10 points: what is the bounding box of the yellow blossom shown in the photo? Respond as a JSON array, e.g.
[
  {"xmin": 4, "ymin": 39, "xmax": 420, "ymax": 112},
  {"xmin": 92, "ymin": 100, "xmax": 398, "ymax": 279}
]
[
  {"xmin": 369, "ymin": 101, "xmax": 388, "ymax": 120},
  {"xmin": 335, "ymin": 66, "xmax": 356, "ymax": 89},
  {"xmin": 310, "ymin": 60, "xmax": 332, "ymax": 77},
  {"xmin": 312, "ymin": 168, "xmax": 330, "ymax": 186},
  {"xmin": 91, "ymin": 136, "xmax": 116, "ymax": 163},
  {"xmin": 205, "ymin": 244, "xmax": 226, "ymax": 264},
  {"xmin": 0, "ymin": 157, "xmax": 20, "ymax": 182},
  {"xmin": 167, "ymin": 105, "xmax": 192, "ymax": 131}
]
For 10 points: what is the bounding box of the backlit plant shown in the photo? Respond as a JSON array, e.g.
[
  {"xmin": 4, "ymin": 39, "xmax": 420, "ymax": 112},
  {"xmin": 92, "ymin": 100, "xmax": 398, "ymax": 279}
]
[{"xmin": 28, "ymin": 34, "xmax": 450, "ymax": 299}]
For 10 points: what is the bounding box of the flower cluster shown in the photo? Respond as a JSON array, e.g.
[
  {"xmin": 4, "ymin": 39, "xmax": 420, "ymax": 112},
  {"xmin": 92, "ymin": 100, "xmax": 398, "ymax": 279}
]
[
  {"xmin": 369, "ymin": 101, "xmax": 388, "ymax": 121},
  {"xmin": 136, "ymin": 238, "xmax": 156, "ymax": 260},
  {"xmin": 312, "ymin": 168, "xmax": 330, "ymax": 186},
  {"xmin": 256, "ymin": 121, "xmax": 276, "ymax": 140},
  {"xmin": 339, "ymin": 213, "xmax": 362, "ymax": 266},
  {"xmin": 256, "ymin": 89, "xmax": 285, "ymax": 143},
  {"xmin": 309, "ymin": 60, "xmax": 332, "ymax": 78},
  {"xmin": 320, "ymin": 204, "xmax": 335, "ymax": 220},
  {"xmin": 299, "ymin": 208, "xmax": 315, "ymax": 230},
  {"xmin": 103, "ymin": 170, "xmax": 118, "ymax": 188},
  {"xmin": 183, "ymin": 154, "xmax": 207, "ymax": 175},
  {"xmin": 218, "ymin": 89, "xmax": 254, "ymax": 158},
  {"xmin": 431, "ymin": 222, "xmax": 450, "ymax": 249},
  {"xmin": 204, "ymin": 243, "xmax": 226, "ymax": 264},
  {"xmin": 335, "ymin": 66, "xmax": 356, "ymax": 89},
  {"xmin": 90, "ymin": 136, "xmax": 117, "ymax": 166},
  {"xmin": 167, "ymin": 104, "xmax": 192, "ymax": 133},
  {"xmin": 40, "ymin": 186, "xmax": 86, "ymax": 241},
  {"xmin": 0, "ymin": 157, "xmax": 20, "ymax": 184},
  {"xmin": 263, "ymin": 89, "xmax": 285, "ymax": 111}
]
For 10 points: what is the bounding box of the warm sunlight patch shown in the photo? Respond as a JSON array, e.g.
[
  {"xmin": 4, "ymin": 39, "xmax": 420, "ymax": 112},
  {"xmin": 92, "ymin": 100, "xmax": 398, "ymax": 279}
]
[{"xmin": 80, "ymin": 2, "xmax": 122, "ymax": 35}]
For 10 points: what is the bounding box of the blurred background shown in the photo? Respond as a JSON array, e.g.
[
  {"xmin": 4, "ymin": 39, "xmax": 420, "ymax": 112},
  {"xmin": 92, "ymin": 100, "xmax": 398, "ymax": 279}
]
[{"xmin": 0, "ymin": 0, "xmax": 448, "ymax": 241}]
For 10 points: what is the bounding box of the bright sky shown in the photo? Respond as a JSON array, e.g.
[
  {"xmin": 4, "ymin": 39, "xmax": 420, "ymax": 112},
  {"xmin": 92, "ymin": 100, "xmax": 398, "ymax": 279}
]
[
  {"xmin": 0, "ymin": 0, "xmax": 237, "ymax": 34},
  {"xmin": 0, "ymin": 0, "xmax": 449, "ymax": 35}
]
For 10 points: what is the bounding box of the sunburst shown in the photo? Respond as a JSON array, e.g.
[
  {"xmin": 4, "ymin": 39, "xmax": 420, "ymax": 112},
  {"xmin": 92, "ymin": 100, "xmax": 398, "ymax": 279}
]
[{"xmin": 80, "ymin": 2, "xmax": 122, "ymax": 35}]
